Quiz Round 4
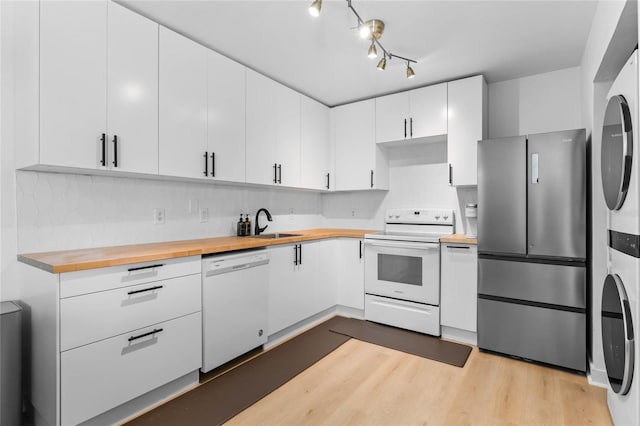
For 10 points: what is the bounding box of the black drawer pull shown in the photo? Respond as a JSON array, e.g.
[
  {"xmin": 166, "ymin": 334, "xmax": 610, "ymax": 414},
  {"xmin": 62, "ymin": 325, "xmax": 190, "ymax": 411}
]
[
  {"xmin": 127, "ymin": 285, "xmax": 163, "ymax": 295},
  {"xmin": 273, "ymin": 163, "xmax": 278, "ymax": 183},
  {"xmin": 277, "ymin": 164, "xmax": 282, "ymax": 184},
  {"xmin": 127, "ymin": 263, "xmax": 164, "ymax": 272},
  {"xmin": 203, "ymin": 151, "xmax": 208, "ymax": 177},
  {"xmin": 112, "ymin": 135, "xmax": 119, "ymax": 167},
  {"xmin": 211, "ymin": 152, "xmax": 215, "ymax": 177},
  {"xmin": 446, "ymin": 245, "xmax": 471, "ymax": 249},
  {"xmin": 128, "ymin": 328, "xmax": 163, "ymax": 342},
  {"xmin": 359, "ymin": 240, "xmax": 363, "ymax": 259},
  {"xmin": 294, "ymin": 245, "xmax": 298, "ymax": 266}
]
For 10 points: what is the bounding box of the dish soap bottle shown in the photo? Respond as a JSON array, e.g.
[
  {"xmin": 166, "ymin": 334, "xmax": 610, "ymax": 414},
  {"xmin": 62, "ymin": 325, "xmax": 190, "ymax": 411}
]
[
  {"xmin": 244, "ymin": 214, "xmax": 252, "ymax": 236},
  {"xmin": 236, "ymin": 214, "xmax": 244, "ymax": 236}
]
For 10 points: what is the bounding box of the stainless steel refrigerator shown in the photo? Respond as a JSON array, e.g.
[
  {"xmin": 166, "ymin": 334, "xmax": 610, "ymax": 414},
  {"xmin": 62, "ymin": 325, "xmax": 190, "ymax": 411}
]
[{"xmin": 477, "ymin": 128, "xmax": 587, "ymax": 372}]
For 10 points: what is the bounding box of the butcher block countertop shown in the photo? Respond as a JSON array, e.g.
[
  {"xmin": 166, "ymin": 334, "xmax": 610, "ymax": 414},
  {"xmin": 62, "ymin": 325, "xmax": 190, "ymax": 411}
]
[
  {"xmin": 18, "ymin": 228, "xmax": 377, "ymax": 274},
  {"xmin": 439, "ymin": 234, "xmax": 478, "ymax": 245}
]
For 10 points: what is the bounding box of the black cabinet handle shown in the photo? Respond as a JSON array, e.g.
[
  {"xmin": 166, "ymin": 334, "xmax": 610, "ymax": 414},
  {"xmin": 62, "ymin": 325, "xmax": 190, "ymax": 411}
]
[
  {"xmin": 326, "ymin": 173, "xmax": 330, "ymax": 190},
  {"xmin": 128, "ymin": 328, "xmax": 163, "ymax": 342},
  {"xmin": 446, "ymin": 245, "xmax": 470, "ymax": 250},
  {"xmin": 112, "ymin": 135, "xmax": 118, "ymax": 167},
  {"xmin": 410, "ymin": 118, "xmax": 413, "ymax": 137},
  {"xmin": 359, "ymin": 240, "xmax": 363, "ymax": 259},
  {"xmin": 404, "ymin": 119, "xmax": 407, "ymax": 138},
  {"xmin": 299, "ymin": 244, "xmax": 302, "ymax": 265},
  {"xmin": 370, "ymin": 170, "xmax": 374, "ymax": 188},
  {"xmin": 203, "ymin": 151, "xmax": 208, "ymax": 177},
  {"xmin": 278, "ymin": 164, "xmax": 282, "ymax": 184},
  {"xmin": 100, "ymin": 133, "xmax": 106, "ymax": 167},
  {"xmin": 448, "ymin": 164, "xmax": 452, "ymax": 185},
  {"xmin": 210, "ymin": 152, "xmax": 215, "ymax": 177},
  {"xmin": 294, "ymin": 244, "xmax": 298, "ymax": 266},
  {"xmin": 127, "ymin": 285, "xmax": 163, "ymax": 295},
  {"xmin": 127, "ymin": 263, "xmax": 164, "ymax": 272},
  {"xmin": 273, "ymin": 163, "xmax": 278, "ymax": 184}
]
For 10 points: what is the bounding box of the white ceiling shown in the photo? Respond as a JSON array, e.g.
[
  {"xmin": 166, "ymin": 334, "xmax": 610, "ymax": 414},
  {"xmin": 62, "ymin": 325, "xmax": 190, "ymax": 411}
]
[{"xmin": 120, "ymin": 0, "xmax": 598, "ymax": 107}]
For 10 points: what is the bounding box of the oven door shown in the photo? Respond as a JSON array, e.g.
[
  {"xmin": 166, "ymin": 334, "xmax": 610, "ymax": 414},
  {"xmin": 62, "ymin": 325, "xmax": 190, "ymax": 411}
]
[{"xmin": 364, "ymin": 239, "xmax": 439, "ymax": 305}]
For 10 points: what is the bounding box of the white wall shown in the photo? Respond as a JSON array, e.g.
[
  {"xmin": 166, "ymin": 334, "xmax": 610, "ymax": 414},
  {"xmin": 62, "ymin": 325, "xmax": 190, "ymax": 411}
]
[{"xmin": 488, "ymin": 67, "xmax": 583, "ymax": 138}]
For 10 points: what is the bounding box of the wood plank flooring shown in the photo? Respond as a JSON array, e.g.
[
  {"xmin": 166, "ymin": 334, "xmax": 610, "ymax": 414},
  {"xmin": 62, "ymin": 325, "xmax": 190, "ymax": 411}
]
[{"xmin": 227, "ymin": 339, "xmax": 612, "ymax": 425}]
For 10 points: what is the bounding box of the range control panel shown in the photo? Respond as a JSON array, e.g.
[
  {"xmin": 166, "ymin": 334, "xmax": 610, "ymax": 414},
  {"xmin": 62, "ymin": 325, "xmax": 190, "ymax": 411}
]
[{"xmin": 385, "ymin": 209, "xmax": 454, "ymax": 225}]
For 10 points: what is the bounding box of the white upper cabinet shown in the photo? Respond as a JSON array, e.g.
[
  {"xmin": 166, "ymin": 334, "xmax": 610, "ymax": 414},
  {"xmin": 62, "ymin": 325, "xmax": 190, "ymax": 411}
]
[
  {"xmin": 39, "ymin": 1, "xmax": 158, "ymax": 173},
  {"xmin": 246, "ymin": 70, "xmax": 301, "ymax": 187},
  {"xmin": 447, "ymin": 75, "xmax": 487, "ymax": 186},
  {"xmin": 301, "ymin": 96, "xmax": 330, "ymax": 190},
  {"xmin": 158, "ymin": 27, "xmax": 208, "ymax": 179},
  {"xmin": 334, "ymin": 99, "xmax": 388, "ymax": 191},
  {"xmin": 375, "ymin": 83, "xmax": 447, "ymax": 144},
  {"xmin": 40, "ymin": 1, "xmax": 107, "ymax": 169},
  {"xmin": 207, "ymin": 50, "xmax": 246, "ymax": 182},
  {"xmin": 107, "ymin": 1, "xmax": 158, "ymax": 174}
]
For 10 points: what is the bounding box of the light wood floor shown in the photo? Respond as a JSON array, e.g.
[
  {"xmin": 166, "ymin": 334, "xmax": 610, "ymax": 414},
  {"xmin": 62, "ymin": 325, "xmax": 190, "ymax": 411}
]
[{"xmin": 227, "ymin": 339, "xmax": 612, "ymax": 426}]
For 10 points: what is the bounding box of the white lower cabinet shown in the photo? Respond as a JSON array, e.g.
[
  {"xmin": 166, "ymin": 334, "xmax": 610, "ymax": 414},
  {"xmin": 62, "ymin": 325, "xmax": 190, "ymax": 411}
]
[
  {"xmin": 26, "ymin": 256, "xmax": 202, "ymax": 426},
  {"xmin": 336, "ymin": 238, "xmax": 365, "ymax": 310},
  {"xmin": 440, "ymin": 243, "xmax": 478, "ymax": 331},
  {"xmin": 268, "ymin": 240, "xmax": 336, "ymax": 335},
  {"xmin": 61, "ymin": 312, "xmax": 201, "ymax": 426}
]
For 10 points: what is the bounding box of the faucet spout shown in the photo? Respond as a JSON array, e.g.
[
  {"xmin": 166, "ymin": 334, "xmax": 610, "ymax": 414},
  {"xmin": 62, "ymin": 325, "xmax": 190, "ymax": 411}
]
[{"xmin": 255, "ymin": 208, "xmax": 273, "ymax": 235}]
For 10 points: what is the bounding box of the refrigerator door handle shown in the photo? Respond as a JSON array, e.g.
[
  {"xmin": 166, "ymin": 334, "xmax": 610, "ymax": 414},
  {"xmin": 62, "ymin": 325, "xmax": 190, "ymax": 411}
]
[{"xmin": 531, "ymin": 152, "xmax": 539, "ymax": 184}]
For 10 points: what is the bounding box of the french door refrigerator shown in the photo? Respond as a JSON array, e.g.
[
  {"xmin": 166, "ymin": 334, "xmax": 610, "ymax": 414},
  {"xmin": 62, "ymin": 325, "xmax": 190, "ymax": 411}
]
[{"xmin": 477, "ymin": 129, "xmax": 587, "ymax": 372}]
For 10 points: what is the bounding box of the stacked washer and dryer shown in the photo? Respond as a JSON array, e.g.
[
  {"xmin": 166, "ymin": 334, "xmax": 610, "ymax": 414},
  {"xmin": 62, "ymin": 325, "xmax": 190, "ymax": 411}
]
[{"xmin": 601, "ymin": 49, "xmax": 640, "ymax": 425}]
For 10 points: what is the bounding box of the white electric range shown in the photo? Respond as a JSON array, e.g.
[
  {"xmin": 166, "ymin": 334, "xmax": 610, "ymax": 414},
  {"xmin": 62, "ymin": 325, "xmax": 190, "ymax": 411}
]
[{"xmin": 364, "ymin": 208, "xmax": 454, "ymax": 335}]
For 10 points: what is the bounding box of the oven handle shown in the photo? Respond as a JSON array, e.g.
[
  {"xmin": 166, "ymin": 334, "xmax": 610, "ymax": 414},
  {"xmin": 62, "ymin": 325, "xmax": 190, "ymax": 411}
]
[{"xmin": 364, "ymin": 240, "xmax": 440, "ymax": 251}]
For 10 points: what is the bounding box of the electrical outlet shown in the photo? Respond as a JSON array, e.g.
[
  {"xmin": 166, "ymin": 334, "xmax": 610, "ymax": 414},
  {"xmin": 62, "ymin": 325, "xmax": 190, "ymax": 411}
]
[
  {"xmin": 351, "ymin": 209, "xmax": 356, "ymax": 217},
  {"xmin": 154, "ymin": 208, "xmax": 165, "ymax": 225},
  {"xmin": 199, "ymin": 207, "xmax": 209, "ymax": 223}
]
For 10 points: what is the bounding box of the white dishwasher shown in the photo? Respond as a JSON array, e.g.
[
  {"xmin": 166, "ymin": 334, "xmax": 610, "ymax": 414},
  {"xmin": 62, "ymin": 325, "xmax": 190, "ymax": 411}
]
[{"xmin": 202, "ymin": 249, "xmax": 269, "ymax": 373}]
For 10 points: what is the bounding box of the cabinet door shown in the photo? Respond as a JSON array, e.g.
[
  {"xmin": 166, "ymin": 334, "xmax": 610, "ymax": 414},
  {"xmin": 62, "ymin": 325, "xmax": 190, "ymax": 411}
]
[
  {"xmin": 409, "ymin": 83, "xmax": 448, "ymax": 139},
  {"xmin": 301, "ymin": 96, "xmax": 330, "ymax": 190},
  {"xmin": 375, "ymin": 92, "xmax": 409, "ymax": 143},
  {"xmin": 336, "ymin": 239, "xmax": 365, "ymax": 310},
  {"xmin": 246, "ymin": 70, "xmax": 278, "ymax": 185},
  {"xmin": 448, "ymin": 75, "xmax": 487, "ymax": 186},
  {"xmin": 334, "ymin": 100, "xmax": 377, "ymax": 190},
  {"xmin": 275, "ymin": 84, "xmax": 301, "ymax": 187},
  {"xmin": 302, "ymin": 240, "xmax": 337, "ymax": 316},
  {"xmin": 207, "ymin": 50, "xmax": 246, "ymax": 182},
  {"xmin": 268, "ymin": 244, "xmax": 303, "ymax": 334},
  {"xmin": 40, "ymin": 1, "xmax": 107, "ymax": 169},
  {"xmin": 440, "ymin": 243, "xmax": 478, "ymax": 331},
  {"xmin": 107, "ymin": 2, "xmax": 158, "ymax": 174},
  {"xmin": 158, "ymin": 27, "xmax": 208, "ymax": 179}
]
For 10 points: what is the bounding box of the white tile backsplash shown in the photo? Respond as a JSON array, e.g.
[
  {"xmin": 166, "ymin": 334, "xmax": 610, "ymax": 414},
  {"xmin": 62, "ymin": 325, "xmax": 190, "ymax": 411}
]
[{"xmin": 16, "ymin": 171, "xmax": 323, "ymax": 253}]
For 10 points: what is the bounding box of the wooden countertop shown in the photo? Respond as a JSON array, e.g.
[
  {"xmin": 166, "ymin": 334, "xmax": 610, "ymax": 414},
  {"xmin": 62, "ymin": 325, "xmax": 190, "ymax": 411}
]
[
  {"xmin": 18, "ymin": 228, "xmax": 378, "ymax": 274},
  {"xmin": 439, "ymin": 234, "xmax": 477, "ymax": 245}
]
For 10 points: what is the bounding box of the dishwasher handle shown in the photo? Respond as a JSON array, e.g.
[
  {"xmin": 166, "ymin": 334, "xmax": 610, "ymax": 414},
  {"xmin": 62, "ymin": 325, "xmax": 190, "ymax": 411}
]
[{"xmin": 205, "ymin": 258, "xmax": 269, "ymax": 277}]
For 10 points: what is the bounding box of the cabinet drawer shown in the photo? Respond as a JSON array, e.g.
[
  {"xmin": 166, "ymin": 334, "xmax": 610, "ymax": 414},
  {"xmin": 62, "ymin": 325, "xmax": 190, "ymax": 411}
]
[
  {"xmin": 61, "ymin": 274, "xmax": 201, "ymax": 351},
  {"xmin": 61, "ymin": 312, "xmax": 201, "ymax": 426},
  {"xmin": 60, "ymin": 255, "xmax": 200, "ymax": 298}
]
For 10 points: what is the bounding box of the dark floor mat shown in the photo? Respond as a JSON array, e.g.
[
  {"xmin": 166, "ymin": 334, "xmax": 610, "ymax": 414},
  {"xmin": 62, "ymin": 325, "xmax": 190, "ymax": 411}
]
[
  {"xmin": 125, "ymin": 317, "xmax": 350, "ymax": 426},
  {"xmin": 328, "ymin": 316, "xmax": 472, "ymax": 367}
]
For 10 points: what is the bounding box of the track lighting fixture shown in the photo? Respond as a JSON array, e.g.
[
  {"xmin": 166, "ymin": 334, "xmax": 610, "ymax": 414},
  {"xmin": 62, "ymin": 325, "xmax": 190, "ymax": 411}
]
[
  {"xmin": 308, "ymin": 0, "xmax": 417, "ymax": 78},
  {"xmin": 368, "ymin": 41, "xmax": 377, "ymax": 59},
  {"xmin": 377, "ymin": 55, "xmax": 387, "ymax": 71},
  {"xmin": 308, "ymin": 0, "xmax": 322, "ymax": 17},
  {"xmin": 406, "ymin": 62, "xmax": 415, "ymax": 79}
]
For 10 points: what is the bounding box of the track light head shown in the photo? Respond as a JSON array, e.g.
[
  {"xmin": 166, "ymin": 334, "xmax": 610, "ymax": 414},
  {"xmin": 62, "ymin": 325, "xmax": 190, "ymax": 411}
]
[
  {"xmin": 308, "ymin": 0, "xmax": 322, "ymax": 17},
  {"xmin": 406, "ymin": 63, "xmax": 415, "ymax": 79},
  {"xmin": 377, "ymin": 56, "xmax": 387, "ymax": 71},
  {"xmin": 368, "ymin": 41, "xmax": 377, "ymax": 59}
]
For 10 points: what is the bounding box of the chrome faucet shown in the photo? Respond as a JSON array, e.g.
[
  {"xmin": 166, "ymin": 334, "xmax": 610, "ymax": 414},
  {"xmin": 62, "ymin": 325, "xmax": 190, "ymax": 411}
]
[{"xmin": 255, "ymin": 208, "xmax": 273, "ymax": 235}]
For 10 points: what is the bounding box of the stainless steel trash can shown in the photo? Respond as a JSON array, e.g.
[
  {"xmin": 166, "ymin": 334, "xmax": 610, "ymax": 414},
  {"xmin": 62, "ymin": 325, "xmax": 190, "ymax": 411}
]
[{"xmin": 1, "ymin": 301, "xmax": 22, "ymax": 426}]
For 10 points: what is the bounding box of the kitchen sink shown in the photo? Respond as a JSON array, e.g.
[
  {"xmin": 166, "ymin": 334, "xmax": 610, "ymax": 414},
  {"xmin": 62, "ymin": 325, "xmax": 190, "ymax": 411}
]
[{"xmin": 250, "ymin": 233, "xmax": 301, "ymax": 239}]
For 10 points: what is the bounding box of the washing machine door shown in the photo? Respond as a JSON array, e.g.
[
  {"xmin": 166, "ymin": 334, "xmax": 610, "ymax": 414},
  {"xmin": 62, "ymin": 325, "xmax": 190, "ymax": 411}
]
[
  {"xmin": 601, "ymin": 95, "xmax": 633, "ymax": 211},
  {"xmin": 602, "ymin": 273, "xmax": 635, "ymax": 394}
]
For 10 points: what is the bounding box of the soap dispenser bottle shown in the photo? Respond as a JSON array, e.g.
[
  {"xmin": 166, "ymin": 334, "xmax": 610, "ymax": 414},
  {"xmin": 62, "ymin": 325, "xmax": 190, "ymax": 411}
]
[
  {"xmin": 236, "ymin": 214, "xmax": 244, "ymax": 236},
  {"xmin": 244, "ymin": 214, "xmax": 252, "ymax": 236}
]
